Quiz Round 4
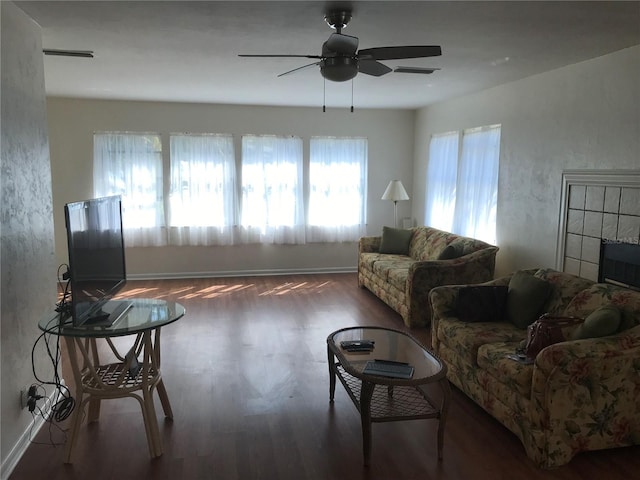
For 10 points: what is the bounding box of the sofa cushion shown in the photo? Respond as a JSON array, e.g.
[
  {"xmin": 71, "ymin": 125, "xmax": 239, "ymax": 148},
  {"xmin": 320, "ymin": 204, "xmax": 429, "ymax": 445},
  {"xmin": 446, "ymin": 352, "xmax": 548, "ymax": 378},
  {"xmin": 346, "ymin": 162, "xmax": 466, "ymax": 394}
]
[
  {"xmin": 533, "ymin": 268, "xmax": 595, "ymax": 315},
  {"xmin": 477, "ymin": 341, "xmax": 534, "ymax": 398},
  {"xmin": 386, "ymin": 267, "xmax": 410, "ymax": 292},
  {"xmin": 371, "ymin": 257, "xmax": 415, "ymax": 281},
  {"xmin": 379, "ymin": 226, "xmax": 412, "ymax": 255},
  {"xmin": 453, "ymin": 238, "xmax": 482, "ymax": 255},
  {"xmin": 506, "ymin": 271, "xmax": 552, "ymax": 329},
  {"xmin": 436, "ymin": 317, "xmax": 526, "ymax": 365},
  {"xmin": 409, "ymin": 228, "xmax": 451, "ymax": 260},
  {"xmin": 570, "ymin": 306, "xmax": 621, "ymax": 340},
  {"xmin": 438, "ymin": 242, "xmax": 464, "ymax": 260},
  {"xmin": 564, "ymin": 283, "xmax": 640, "ymax": 334},
  {"xmin": 456, "ymin": 285, "xmax": 509, "ymax": 323},
  {"xmin": 359, "ymin": 252, "xmax": 389, "ymax": 271}
]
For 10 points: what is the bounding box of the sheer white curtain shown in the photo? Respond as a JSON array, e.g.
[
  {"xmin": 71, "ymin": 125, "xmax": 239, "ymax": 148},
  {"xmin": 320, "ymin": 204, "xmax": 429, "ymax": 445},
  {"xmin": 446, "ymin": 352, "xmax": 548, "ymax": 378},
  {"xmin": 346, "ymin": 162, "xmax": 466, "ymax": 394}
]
[
  {"xmin": 168, "ymin": 134, "xmax": 236, "ymax": 246},
  {"xmin": 307, "ymin": 137, "xmax": 368, "ymax": 242},
  {"xmin": 424, "ymin": 132, "xmax": 459, "ymax": 231},
  {"xmin": 93, "ymin": 133, "xmax": 165, "ymax": 247},
  {"xmin": 239, "ymin": 135, "xmax": 305, "ymax": 244},
  {"xmin": 452, "ymin": 126, "xmax": 501, "ymax": 244}
]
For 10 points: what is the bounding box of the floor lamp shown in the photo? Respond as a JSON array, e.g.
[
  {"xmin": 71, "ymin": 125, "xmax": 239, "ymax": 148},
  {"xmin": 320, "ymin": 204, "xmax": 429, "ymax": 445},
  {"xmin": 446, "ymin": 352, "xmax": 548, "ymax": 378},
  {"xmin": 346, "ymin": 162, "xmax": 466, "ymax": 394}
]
[{"xmin": 381, "ymin": 180, "xmax": 410, "ymax": 228}]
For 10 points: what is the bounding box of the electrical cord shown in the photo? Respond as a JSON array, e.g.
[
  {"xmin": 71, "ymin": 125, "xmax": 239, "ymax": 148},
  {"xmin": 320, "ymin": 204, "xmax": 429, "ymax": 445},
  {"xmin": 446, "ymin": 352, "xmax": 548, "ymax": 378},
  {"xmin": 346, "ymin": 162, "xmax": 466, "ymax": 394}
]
[
  {"xmin": 55, "ymin": 264, "xmax": 72, "ymax": 316},
  {"xmin": 27, "ymin": 402, "xmax": 68, "ymax": 447},
  {"xmin": 27, "ymin": 264, "xmax": 77, "ymax": 445},
  {"xmin": 31, "ymin": 324, "xmax": 76, "ymax": 422},
  {"xmin": 26, "ymin": 330, "xmax": 74, "ymax": 448}
]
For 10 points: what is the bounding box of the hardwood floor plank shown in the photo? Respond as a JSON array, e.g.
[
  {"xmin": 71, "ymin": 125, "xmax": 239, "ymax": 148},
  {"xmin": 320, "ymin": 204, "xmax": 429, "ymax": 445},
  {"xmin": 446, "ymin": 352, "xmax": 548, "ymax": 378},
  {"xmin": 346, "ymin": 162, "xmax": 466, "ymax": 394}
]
[{"xmin": 10, "ymin": 273, "xmax": 639, "ymax": 479}]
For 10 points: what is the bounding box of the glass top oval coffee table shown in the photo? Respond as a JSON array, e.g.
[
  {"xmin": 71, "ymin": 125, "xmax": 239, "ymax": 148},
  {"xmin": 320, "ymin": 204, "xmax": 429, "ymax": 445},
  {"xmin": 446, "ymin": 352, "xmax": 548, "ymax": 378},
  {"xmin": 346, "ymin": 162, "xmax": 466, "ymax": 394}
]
[{"xmin": 327, "ymin": 326, "xmax": 451, "ymax": 467}]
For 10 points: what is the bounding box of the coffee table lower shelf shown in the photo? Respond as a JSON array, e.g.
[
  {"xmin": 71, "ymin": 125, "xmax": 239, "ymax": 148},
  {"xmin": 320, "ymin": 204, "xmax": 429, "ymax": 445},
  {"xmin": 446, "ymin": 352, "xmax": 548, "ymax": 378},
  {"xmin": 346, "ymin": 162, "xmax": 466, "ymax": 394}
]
[
  {"xmin": 334, "ymin": 364, "xmax": 440, "ymax": 420},
  {"xmin": 331, "ymin": 363, "xmax": 449, "ymax": 466}
]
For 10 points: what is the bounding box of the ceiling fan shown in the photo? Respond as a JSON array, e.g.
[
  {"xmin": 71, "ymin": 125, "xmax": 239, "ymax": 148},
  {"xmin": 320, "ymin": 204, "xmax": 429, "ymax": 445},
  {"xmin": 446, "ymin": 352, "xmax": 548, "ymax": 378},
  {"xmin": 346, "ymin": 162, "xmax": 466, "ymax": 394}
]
[
  {"xmin": 239, "ymin": 9, "xmax": 441, "ymax": 82},
  {"xmin": 43, "ymin": 49, "xmax": 94, "ymax": 58}
]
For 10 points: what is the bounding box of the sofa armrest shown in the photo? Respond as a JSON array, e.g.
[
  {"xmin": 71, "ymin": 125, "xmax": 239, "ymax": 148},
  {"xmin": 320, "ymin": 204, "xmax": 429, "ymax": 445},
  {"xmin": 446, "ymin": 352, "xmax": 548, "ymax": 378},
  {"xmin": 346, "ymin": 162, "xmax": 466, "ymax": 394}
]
[
  {"xmin": 359, "ymin": 235, "xmax": 381, "ymax": 254},
  {"xmin": 429, "ymin": 285, "xmax": 462, "ymax": 352},
  {"xmin": 529, "ymin": 326, "xmax": 640, "ymax": 458}
]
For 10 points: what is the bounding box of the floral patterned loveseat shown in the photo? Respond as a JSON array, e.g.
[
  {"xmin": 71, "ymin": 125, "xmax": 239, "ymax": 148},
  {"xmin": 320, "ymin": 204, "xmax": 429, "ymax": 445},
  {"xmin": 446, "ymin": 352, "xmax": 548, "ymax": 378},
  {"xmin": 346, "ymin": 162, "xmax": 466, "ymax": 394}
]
[
  {"xmin": 429, "ymin": 268, "xmax": 640, "ymax": 468},
  {"xmin": 358, "ymin": 226, "xmax": 498, "ymax": 327}
]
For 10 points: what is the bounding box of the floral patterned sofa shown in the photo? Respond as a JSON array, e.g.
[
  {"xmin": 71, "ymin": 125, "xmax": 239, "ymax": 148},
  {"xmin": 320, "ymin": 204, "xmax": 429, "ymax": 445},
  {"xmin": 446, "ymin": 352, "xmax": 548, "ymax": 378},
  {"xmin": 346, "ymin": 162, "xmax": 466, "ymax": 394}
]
[
  {"xmin": 358, "ymin": 226, "xmax": 498, "ymax": 327},
  {"xmin": 429, "ymin": 268, "xmax": 640, "ymax": 468}
]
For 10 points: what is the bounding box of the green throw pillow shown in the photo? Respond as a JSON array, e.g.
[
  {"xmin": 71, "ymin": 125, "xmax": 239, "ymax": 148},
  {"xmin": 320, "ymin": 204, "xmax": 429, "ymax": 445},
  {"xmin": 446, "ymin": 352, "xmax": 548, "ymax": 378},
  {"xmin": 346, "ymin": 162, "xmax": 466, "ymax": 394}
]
[
  {"xmin": 617, "ymin": 310, "xmax": 637, "ymax": 333},
  {"xmin": 438, "ymin": 242, "xmax": 465, "ymax": 260},
  {"xmin": 506, "ymin": 271, "xmax": 552, "ymax": 329},
  {"xmin": 379, "ymin": 226, "xmax": 412, "ymax": 255},
  {"xmin": 571, "ymin": 306, "xmax": 621, "ymax": 340}
]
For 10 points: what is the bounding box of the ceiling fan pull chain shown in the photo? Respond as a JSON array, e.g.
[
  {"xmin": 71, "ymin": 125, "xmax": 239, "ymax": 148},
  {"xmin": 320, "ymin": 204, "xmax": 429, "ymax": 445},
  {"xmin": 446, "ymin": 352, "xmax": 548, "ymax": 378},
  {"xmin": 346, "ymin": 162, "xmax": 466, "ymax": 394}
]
[
  {"xmin": 351, "ymin": 80, "xmax": 354, "ymax": 112},
  {"xmin": 323, "ymin": 78, "xmax": 326, "ymax": 112}
]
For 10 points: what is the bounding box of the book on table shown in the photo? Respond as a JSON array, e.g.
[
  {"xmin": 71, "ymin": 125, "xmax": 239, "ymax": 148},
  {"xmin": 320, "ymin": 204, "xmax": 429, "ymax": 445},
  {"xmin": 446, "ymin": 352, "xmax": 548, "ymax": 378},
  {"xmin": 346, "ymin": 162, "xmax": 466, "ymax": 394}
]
[{"xmin": 363, "ymin": 359, "xmax": 414, "ymax": 379}]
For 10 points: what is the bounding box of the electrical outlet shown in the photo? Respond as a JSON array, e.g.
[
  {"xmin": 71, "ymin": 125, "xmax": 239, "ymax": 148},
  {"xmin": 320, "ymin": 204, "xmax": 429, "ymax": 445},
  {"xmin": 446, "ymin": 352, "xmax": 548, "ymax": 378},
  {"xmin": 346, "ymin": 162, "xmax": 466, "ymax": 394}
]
[
  {"xmin": 20, "ymin": 385, "xmax": 39, "ymax": 410},
  {"xmin": 19, "ymin": 387, "xmax": 30, "ymax": 409}
]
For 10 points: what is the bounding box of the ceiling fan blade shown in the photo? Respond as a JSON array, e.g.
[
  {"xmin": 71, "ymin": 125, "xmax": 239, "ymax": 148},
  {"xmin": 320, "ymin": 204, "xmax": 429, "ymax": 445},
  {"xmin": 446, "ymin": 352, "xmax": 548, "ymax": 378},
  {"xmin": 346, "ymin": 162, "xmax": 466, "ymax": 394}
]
[
  {"xmin": 358, "ymin": 59, "xmax": 392, "ymax": 77},
  {"xmin": 394, "ymin": 66, "xmax": 441, "ymax": 74},
  {"xmin": 278, "ymin": 62, "xmax": 321, "ymax": 77},
  {"xmin": 325, "ymin": 33, "xmax": 359, "ymax": 55},
  {"xmin": 43, "ymin": 49, "xmax": 94, "ymax": 58},
  {"xmin": 239, "ymin": 54, "xmax": 322, "ymax": 59},
  {"xmin": 358, "ymin": 45, "xmax": 442, "ymax": 61}
]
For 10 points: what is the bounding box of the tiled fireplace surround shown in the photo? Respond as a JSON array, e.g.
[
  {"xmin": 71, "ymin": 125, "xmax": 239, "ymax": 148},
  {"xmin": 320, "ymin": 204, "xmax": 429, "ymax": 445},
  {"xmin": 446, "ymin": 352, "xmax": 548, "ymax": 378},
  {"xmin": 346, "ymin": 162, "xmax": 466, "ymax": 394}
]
[{"xmin": 556, "ymin": 170, "xmax": 640, "ymax": 282}]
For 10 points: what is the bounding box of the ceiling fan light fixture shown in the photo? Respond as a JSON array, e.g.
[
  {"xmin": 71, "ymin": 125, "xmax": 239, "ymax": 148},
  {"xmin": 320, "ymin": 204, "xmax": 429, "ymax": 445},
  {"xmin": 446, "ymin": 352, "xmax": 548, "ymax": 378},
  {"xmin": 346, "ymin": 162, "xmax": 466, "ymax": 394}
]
[
  {"xmin": 321, "ymin": 56, "xmax": 358, "ymax": 82},
  {"xmin": 324, "ymin": 10, "xmax": 352, "ymax": 32}
]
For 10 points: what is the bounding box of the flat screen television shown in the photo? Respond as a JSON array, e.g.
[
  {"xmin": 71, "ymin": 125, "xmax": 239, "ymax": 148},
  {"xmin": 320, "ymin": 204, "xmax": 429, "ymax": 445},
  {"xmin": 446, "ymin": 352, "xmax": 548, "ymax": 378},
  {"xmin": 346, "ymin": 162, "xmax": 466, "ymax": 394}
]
[{"xmin": 64, "ymin": 195, "xmax": 131, "ymax": 327}]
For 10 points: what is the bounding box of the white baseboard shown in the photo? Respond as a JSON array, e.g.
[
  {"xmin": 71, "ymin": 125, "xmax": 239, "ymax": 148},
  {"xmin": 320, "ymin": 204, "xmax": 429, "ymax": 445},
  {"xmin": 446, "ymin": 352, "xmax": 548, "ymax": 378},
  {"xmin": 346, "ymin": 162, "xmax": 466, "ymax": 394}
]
[
  {"xmin": 1, "ymin": 386, "xmax": 65, "ymax": 480},
  {"xmin": 127, "ymin": 266, "xmax": 357, "ymax": 281}
]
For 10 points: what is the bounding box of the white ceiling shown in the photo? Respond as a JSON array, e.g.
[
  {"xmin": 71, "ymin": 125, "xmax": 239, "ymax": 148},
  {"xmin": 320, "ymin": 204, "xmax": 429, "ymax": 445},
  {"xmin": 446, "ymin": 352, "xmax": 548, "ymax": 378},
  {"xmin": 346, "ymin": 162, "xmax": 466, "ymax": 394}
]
[{"xmin": 16, "ymin": 1, "xmax": 640, "ymax": 109}]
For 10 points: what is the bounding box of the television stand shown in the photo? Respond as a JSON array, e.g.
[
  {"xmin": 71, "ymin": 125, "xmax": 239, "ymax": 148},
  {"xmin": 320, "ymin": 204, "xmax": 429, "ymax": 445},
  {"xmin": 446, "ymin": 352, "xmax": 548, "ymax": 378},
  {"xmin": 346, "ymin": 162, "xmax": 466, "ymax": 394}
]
[{"xmin": 38, "ymin": 298, "xmax": 185, "ymax": 463}]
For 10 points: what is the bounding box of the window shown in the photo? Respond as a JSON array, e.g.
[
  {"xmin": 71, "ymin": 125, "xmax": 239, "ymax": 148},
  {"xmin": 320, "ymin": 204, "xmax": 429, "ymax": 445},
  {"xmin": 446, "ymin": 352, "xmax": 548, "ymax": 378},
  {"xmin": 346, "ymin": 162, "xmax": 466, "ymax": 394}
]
[
  {"xmin": 424, "ymin": 132, "xmax": 459, "ymax": 232},
  {"xmin": 93, "ymin": 133, "xmax": 165, "ymax": 246},
  {"xmin": 239, "ymin": 135, "xmax": 304, "ymax": 244},
  {"xmin": 168, "ymin": 134, "xmax": 236, "ymax": 246},
  {"xmin": 94, "ymin": 132, "xmax": 370, "ymax": 247},
  {"xmin": 308, "ymin": 137, "xmax": 368, "ymax": 242},
  {"xmin": 425, "ymin": 125, "xmax": 500, "ymax": 244}
]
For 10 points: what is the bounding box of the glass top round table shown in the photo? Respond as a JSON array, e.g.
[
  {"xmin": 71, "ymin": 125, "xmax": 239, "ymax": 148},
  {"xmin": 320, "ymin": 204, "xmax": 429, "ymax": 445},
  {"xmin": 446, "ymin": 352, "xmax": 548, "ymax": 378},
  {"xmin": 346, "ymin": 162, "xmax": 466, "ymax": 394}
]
[
  {"xmin": 38, "ymin": 298, "xmax": 185, "ymax": 338},
  {"xmin": 38, "ymin": 297, "xmax": 185, "ymax": 463}
]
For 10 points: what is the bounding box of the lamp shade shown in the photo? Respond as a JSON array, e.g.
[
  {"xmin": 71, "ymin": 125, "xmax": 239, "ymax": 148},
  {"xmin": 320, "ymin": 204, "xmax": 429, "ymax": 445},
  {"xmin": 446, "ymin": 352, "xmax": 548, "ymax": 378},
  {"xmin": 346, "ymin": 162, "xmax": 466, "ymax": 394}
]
[{"xmin": 381, "ymin": 180, "xmax": 409, "ymax": 201}]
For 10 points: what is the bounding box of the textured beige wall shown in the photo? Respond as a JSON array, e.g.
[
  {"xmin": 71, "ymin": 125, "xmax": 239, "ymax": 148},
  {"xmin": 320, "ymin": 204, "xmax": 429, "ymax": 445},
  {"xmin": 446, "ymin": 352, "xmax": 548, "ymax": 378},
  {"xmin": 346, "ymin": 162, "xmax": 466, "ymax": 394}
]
[
  {"xmin": 413, "ymin": 45, "xmax": 640, "ymax": 277},
  {"xmin": 46, "ymin": 99, "xmax": 415, "ymax": 278},
  {"xmin": 1, "ymin": 2, "xmax": 57, "ymax": 473}
]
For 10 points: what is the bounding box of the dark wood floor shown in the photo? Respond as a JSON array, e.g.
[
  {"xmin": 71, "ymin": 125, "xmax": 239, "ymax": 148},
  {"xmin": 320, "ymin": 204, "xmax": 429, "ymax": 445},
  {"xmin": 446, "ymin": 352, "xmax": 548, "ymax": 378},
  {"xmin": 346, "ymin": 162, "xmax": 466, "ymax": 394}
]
[{"xmin": 11, "ymin": 273, "xmax": 639, "ymax": 479}]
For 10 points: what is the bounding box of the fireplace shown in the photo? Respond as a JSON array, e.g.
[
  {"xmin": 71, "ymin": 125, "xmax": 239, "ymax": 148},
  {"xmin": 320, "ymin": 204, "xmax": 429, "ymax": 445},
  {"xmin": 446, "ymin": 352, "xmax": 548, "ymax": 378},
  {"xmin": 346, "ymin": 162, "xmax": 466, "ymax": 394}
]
[
  {"xmin": 556, "ymin": 170, "xmax": 640, "ymax": 282},
  {"xmin": 599, "ymin": 241, "xmax": 640, "ymax": 290}
]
